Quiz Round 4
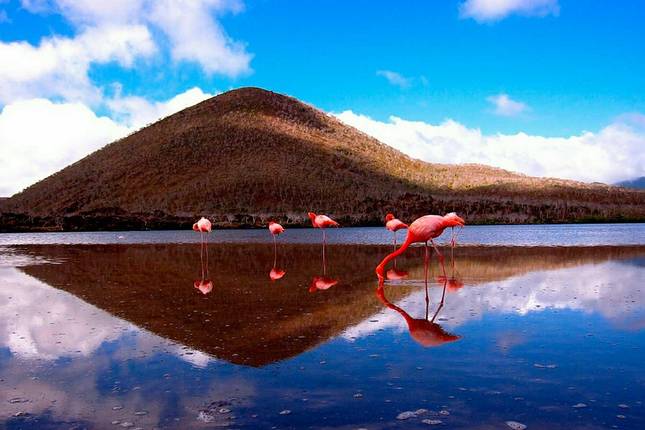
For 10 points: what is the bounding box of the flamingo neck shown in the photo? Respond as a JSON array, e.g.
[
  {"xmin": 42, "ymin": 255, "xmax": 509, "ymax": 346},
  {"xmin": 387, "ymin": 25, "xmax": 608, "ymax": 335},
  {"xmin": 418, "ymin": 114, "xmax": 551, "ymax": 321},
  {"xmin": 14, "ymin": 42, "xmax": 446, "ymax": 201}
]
[{"xmin": 376, "ymin": 233, "xmax": 414, "ymax": 279}]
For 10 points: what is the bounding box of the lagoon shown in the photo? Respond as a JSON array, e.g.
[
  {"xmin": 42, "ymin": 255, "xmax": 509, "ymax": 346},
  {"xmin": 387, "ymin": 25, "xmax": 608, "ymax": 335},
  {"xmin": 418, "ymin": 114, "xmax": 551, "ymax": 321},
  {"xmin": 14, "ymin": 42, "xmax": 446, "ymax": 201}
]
[{"xmin": 1, "ymin": 225, "xmax": 644, "ymax": 428}]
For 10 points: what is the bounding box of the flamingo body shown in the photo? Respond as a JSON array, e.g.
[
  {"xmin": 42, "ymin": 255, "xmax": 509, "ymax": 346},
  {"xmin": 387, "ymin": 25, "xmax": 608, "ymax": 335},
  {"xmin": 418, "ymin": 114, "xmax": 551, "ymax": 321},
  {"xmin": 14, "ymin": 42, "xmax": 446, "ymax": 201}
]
[
  {"xmin": 308, "ymin": 212, "xmax": 339, "ymax": 228},
  {"xmin": 192, "ymin": 217, "xmax": 212, "ymax": 233},
  {"xmin": 268, "ymin": 221, "xmax": 285, "ymax": 235},
  {"xmin": 385, "ymin": 213, "xmax": 408, "ymax": 232}
]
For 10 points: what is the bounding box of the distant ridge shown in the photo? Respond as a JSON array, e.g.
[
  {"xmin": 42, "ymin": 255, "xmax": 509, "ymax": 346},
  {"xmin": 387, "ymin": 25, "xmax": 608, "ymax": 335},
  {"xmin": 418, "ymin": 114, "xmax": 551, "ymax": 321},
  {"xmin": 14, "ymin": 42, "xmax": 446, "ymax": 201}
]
[
  {"xmin": 615, "ymin": 177, "xmax": 645, "ymax": 190},
  {"xmin": 1, "ymin": 87, "xmax": 644, "ymax": 231}
]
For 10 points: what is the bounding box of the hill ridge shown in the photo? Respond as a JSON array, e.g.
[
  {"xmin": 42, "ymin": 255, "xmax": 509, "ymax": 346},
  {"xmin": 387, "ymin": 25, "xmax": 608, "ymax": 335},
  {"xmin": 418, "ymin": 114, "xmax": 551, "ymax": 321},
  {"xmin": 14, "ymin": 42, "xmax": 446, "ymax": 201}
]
[{"xmin": 1, "ymin": 87, "xmax": 643, "ymax": 231}]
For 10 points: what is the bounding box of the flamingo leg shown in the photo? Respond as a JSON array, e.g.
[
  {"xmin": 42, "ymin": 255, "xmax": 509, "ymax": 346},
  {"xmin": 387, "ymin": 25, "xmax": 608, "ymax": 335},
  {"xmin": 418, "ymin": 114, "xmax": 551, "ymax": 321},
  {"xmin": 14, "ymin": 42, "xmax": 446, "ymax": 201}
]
[
  {"xmin": 431, "ymin": 240, "xmax": 446, "ymax": 277},
  {"xmin": 199, "ymin": 232, "xmax": 205, "ymax": 279},
  {"xmin": 430, "ymin": 281, "xmax": 447, "ymax": 323},
  {"xmin": 273, "ymin": 234, "xmax": 277, "ymax": 268},
  {"xmin": 205, "ymin": 232, "xmax": 209, "ymax": 279},
  {"xmin": 424, "ymin": 241, "xmax": 429, "ymax": 320}
]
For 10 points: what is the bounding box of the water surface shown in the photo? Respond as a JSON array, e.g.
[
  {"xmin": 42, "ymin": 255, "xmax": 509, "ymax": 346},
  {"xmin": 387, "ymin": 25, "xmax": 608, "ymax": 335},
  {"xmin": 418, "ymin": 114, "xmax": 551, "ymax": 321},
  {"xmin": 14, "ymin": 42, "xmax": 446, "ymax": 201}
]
[
  {"xmin": 1, "ymin": 223, "xmax": 644, "ymax": 246},
  {"xmin": 1, "ymin": 232, "xmax": 644, "ymax": 428}
]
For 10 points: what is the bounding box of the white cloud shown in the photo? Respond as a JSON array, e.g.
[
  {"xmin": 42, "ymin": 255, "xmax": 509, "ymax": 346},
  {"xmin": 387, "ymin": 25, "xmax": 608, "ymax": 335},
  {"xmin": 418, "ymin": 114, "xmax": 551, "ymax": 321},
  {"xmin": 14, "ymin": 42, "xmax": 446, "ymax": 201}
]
[
  {"xmin": 108, "ymin": 86, "xmax": 216, "ymax": 128},
  {"xmin": 0, "ymin": 99, "xmax": 128, "ymax": 196},
  {"xmin": 377, "ymin": 70, "xmax": 411, "ymax": 89},
  {"xmin": 0, "ymin": 87, "xmax": 213, "ymax": 196},
  {"xmin": 18, "ymin": 0, "xmax": 252, "ymax": 78},
  {"xmin": 460, "ymin": 0, "xmax": 560, "ymax": 22},
  {"xmin": 0, "ymin": 24, "xmax": 156, "ymax": 104},
  {"xmin": 335, "ymin": 110, "xmax": 645, "ymax": 184},
  {"xmin": 148, "ymin": 0, "xmax": 252, "ymax": 76},
  {"xmin": 487, "ymin": 93, "xmax": 528, "ymax": 116}
]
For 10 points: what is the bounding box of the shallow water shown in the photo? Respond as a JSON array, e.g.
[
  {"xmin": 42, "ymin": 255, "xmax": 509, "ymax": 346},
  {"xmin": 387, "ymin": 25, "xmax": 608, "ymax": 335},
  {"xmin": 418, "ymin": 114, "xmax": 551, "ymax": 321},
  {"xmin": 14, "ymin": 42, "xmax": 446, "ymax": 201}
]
[
  {"xmin": 1, "ymin": 236, "xmax": 645, "ymax": 428},
  {"xmin": 1, "ymin": 223, "xmax": 644, "ymax": 246}
]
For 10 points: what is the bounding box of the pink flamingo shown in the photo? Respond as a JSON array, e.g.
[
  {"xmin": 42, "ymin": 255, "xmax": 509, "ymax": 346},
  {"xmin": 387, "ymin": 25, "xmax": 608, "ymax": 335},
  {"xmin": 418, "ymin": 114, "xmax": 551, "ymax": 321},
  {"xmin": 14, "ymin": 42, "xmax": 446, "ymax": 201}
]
[
  {"xmin": 308, "ymin": 212, "xmax": 339, "ymax": 246},
  {"xmin": 193, "ymin": 217, "xmax": 212, "ymax": 278},
  {"xmin": 376, "ymin": 212, "xmax": 465, "ymax": 280},
  {"xmin": 268, "ymin": 221, "xmax": 285, "ymax": 244},
  {"xmin": 385, "ymin": 213, "xmax": 408, "ymax": 246},
  {"xmin": 268, "ymin": 221, "xmax": 286, "ymax": 281}
]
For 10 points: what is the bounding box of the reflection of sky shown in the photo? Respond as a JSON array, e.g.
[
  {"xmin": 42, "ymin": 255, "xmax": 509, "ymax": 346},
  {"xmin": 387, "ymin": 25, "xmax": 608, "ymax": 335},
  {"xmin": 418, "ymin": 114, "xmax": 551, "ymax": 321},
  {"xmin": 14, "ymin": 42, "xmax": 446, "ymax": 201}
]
[
  {"xmin": 343, "ymin": 260, "xmax": 645, "ymax": 340},
  {"xmin": 2, "ymin": 248, "xmax": 645, "ymax": 428}
]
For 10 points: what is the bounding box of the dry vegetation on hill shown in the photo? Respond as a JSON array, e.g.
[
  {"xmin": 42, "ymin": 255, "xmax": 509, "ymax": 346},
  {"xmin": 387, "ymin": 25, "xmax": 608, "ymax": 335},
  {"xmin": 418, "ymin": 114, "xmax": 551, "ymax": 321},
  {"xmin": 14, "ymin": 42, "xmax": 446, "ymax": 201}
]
[{"xmin": 1, "ymin": 87, "xmax": 643, "ymax": 231}]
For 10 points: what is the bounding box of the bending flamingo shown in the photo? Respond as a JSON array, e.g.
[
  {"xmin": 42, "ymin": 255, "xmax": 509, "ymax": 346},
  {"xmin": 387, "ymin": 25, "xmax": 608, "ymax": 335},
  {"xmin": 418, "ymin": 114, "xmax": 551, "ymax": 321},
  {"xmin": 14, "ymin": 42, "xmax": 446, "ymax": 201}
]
[
  {"xmin": 385, "ymin": 213, "xmax": 408, "ymax": 246},
  {"xmin": 376, "ymin": 212, "xmax": 465, "ymax": 280}
]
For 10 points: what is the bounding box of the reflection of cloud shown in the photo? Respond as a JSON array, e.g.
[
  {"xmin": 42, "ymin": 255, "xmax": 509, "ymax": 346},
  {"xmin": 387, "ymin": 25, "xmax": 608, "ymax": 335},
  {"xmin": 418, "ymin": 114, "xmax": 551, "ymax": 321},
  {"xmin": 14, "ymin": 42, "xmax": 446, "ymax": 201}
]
[
  {"xmin": 0, "ymin": 267, "xmax": 130, "ymax": 359},
  {"xmin": 0, "ymin": 264, "xmax": 241, "ymax": 428},
  {"xmin": 0, "ymin": 266, "xmax": 216, "ymax": 366},
  {"xmin": 343, "ymin": 260, "xmax": 645, "ymax": 339}
]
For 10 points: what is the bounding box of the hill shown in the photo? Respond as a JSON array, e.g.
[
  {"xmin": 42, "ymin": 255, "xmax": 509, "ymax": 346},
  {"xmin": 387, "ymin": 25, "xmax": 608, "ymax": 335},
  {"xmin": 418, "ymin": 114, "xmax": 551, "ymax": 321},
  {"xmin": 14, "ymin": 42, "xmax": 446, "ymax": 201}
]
[
  {"xmin": 616, "ymin": 176, "xmax": 645, "ymax": 190},
  {"xmin": 1, "ymin": 87, "xmax": 644, "ymax": 231}
]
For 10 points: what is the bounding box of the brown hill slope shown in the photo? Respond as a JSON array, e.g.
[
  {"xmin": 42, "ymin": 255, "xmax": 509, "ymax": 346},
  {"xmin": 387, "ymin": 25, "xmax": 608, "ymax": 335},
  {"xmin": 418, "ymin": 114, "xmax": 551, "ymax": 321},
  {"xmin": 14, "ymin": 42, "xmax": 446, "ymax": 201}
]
[{"xmin": 1, "ymin": 87, "xmax": 644, "ymax": 231}]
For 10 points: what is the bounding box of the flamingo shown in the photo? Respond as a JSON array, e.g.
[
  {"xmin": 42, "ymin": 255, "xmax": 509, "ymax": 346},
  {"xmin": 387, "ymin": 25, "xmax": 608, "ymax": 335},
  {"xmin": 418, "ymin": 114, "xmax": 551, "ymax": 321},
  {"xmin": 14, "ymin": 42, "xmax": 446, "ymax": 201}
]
[
  {"xmin": 268, "ymin": 221, "xmax": 286, "ymax": 281},
  {"xmin": 268, "ymin": 221, "xmax": 285, "ymax": 244},
  {"xmin": 375, "ymin": 212, "xmax": 465, "ymax": 280},
  {"xmin": 193, "ymin": 217, "xmax": 212, "ymax": 280},
  {"xmin": 385, "ymin": 213, "xmax": 408, "ymax": 246},
  {"xmin": 308, "ymin": 212, "xmax": 339, "ymax": 246}
]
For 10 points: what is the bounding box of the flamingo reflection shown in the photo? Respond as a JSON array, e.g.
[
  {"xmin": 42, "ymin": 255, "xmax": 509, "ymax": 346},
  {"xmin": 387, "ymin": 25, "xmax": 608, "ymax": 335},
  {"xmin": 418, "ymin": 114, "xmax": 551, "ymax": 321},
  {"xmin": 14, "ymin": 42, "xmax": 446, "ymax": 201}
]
[
  {"xmin": 376, "ymin": 240, "xmax": 460, "ymax": 347},
  {"xmin": 309, "ymin": 236, "xmax": 339, "ymax": 293},
  {"xmin": 436, "ymin": 246, "xmax": 464, "ymax": 292},
  {"xmin": 386, "ymin": 267, "xmax": 409, "ymax": 281},
  {"xmin": 193, "ymin": 245, "xmax": 213, "ymax": 295},
  {"xmin": 376, "ymin": 282, "xmax": 459, "ymax": 347}
]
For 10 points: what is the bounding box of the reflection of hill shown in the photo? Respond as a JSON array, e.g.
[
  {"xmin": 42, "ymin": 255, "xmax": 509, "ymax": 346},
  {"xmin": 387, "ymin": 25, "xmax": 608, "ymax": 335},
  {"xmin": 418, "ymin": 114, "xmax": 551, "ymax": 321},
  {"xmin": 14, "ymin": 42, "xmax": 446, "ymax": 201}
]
[{"xmin": 17, "ymin": 244, "xmax": 645, "ymax": 366}]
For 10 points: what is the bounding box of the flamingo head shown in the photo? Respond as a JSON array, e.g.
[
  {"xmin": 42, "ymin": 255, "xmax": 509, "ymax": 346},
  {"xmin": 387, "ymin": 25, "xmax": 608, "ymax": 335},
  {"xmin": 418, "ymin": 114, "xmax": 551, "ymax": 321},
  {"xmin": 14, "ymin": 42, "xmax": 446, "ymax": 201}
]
[
  {"xmin": 307, "ymin": 212, "xmax": 316, "ymax": 222},
  {"xmin": 443, "ymin": 212, "xmax": 465, "ymax": 227},
  {"xmin": 192, "ymin": 223, "xmax": 199, "ymax": 232},
  {"xmin": 385, "ymin": 213, "xmax": 395, "ymax": 222}
]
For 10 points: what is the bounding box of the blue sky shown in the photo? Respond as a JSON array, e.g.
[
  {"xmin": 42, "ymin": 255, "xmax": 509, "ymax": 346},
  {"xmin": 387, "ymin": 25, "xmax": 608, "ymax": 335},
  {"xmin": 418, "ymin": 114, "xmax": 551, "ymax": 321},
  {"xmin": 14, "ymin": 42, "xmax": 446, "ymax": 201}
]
[{"xmin": 1, "ymin": 0, "xmax": 644, "ymax": 195}]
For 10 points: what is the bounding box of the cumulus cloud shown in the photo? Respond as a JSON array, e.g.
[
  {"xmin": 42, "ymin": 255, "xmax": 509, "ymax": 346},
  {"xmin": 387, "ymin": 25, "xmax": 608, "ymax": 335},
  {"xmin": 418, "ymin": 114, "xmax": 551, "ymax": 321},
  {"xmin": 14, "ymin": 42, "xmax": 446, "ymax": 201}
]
[
  {"xmin": 460, "ymin": 0, "xmax": 560, "ymax": 22},
  {"xmin": 0, "ymin": 87, "xmax": 213, "ymax": 196},
  {"xmin": 18, "ymin": 0, "xmax": 252, "ymax": 78},
  {"xmin": 108, "ymin": 86, "xmax": 216, "ymax": 128},
  {"xmin": 0, "ymin": 25, "xmax": 156, "ymax": 104},
  {"xmin": 377, "ymin": 70, "xmax": 412, "ymax": 89},
  {"xmin": 335, "ymin": 110, "xmax": 645, "ymax": 184},
  {"xmin": 487, "ymin": 93, "xmax": 528, "ymax": 116}
]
